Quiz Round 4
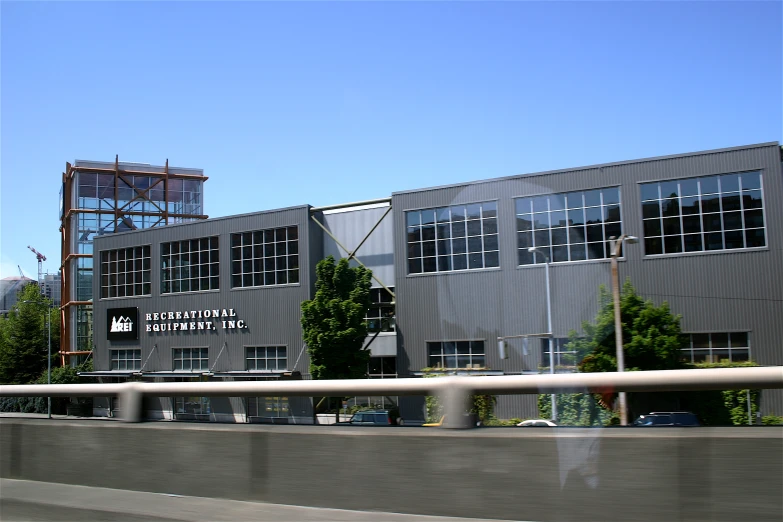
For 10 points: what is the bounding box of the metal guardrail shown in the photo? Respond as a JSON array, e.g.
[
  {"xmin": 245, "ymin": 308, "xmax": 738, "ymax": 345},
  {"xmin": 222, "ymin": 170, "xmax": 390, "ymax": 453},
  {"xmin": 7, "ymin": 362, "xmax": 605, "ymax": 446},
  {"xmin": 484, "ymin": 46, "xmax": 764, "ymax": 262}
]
[{"xmin": 1, "ymin": 367, "xmax": 782, "ymax": 424}]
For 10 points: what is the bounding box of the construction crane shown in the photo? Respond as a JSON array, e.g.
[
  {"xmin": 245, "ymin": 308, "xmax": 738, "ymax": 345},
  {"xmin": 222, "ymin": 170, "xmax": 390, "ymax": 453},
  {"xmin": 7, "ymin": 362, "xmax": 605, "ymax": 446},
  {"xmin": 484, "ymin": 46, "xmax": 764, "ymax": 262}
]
[{"xmin": 27, "ymin": 245, "xmax": 46, "ymax": 287}]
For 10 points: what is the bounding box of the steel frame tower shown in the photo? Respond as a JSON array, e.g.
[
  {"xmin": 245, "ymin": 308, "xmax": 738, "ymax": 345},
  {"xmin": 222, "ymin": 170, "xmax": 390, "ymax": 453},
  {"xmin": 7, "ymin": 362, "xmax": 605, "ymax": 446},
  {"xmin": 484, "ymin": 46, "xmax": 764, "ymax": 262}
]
[{"xmin": 59, "ymin": 156, "xmax": 208, "ymax": 366}]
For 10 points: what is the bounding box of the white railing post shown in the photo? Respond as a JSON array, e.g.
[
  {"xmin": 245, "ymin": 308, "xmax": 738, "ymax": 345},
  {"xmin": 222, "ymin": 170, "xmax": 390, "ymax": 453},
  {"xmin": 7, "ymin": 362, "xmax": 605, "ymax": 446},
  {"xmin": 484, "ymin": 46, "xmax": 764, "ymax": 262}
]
[{"xmin": 120, "ymin": 382, "xmax": 143, "ymax": 423}]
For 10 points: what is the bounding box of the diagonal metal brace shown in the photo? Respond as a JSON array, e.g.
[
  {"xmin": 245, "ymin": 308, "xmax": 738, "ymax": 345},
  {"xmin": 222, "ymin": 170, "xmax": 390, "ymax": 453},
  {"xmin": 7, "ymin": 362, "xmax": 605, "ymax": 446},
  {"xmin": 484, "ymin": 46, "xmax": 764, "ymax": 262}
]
[{"xmin": 310, "ymin": 214, "xmax": 395, "ymax": 300}]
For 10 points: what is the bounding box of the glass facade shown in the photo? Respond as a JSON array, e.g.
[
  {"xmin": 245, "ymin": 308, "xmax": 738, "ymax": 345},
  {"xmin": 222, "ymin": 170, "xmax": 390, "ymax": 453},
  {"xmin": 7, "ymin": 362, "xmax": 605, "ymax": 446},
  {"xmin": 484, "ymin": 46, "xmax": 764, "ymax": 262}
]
[
  {"xmin": 75, "ymin": 304, "xmax": 93, "ymax": 352},
  {"xmin": 100, "ymin": 246, "xmax": 151, "ymax": 298},
  {"xmin": 66, "ymin": 166, "xmax": 205, "ymax": 362},
  {"xmin": 366, "ymin": 287, "xmax": 395, "ymax": 333},
  {"xmin": 641, "ymin": 172, "xmax": 765, "ymax": 255},
  {"xmin": 516, "ymin": 187, "xmax": 622, "ymax": 264},
  {"xmin": 246, "ymin": 346, "xmax": 288, "ymax": 371},
  {"xmin": 407, "ymin": 202, "xmax": 499, "ymax": 274},
  {"xmin": 161, "ymin": 237, "xmax": 219, "ymax": 293},
  {"xmin": 230, "ymin": 227, "xmax": 299, "ymax": 288},
  {"xmin": 427, "ymin": 341, "xmax": 486, "ymax": 369}
]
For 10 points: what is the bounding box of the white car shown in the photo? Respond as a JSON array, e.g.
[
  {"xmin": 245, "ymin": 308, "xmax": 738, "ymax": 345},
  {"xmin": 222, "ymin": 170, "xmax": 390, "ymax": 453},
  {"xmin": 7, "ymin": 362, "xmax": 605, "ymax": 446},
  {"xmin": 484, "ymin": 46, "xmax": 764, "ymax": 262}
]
[{"xmin": 517, "ymin": 419, "xmax": 558, "ymax": 427}]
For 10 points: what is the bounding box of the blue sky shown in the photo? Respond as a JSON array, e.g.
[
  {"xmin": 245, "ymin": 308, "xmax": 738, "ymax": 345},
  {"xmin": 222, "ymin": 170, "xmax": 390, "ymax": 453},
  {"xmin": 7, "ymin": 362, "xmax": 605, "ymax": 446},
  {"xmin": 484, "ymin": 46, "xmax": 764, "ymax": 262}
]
[{"xmin": 1, "ymin": 1, "xmax": 781, "ymax": 279}]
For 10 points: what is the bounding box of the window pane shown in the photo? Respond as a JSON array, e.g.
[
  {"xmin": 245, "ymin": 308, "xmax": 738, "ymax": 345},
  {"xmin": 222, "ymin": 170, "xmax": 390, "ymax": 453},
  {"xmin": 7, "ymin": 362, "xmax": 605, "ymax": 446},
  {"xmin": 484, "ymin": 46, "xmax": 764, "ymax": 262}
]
[
  {"xmin": 724, "ymin": 230, "xmax": 744, "ymax": 249},
  {"xmin": 720, "ymin": 174, "xmax": 740, "ymax": 193},
  {"xmin": 641, "ymin": 237, "xmax": 660, "ymax": 254},
  {"xmin": 569, "ymin": 243, "xmax": 586, "ymax": 261},
  {"xmin": 682, "ymin": 215, "xmax": 701, "ymax": 234},
  {"xmin": 584, "ymin": 190, "xmax": 601, "ymax": 207},
  {"xmin": 744, "ymin": 209, "xmax": 763, "ymax": 229},
  {"xmin": 515, "ymin": 199, "xmax": 531, "ymax": 215},
  {"xmin": 679, "ymin": 178, "xmax": 699, "ymax": 197},
  {"xmin": 659, "ymin": 180, "xmax": 679, "ymax": 199},
  {"xmin": 640, "ymin": 184, "xmax": 659, "ymax": 202},
  {"xmin": 745, "ymin": 229, "xmax": 765, "ymax": 248},
  {"xmin": 602, "ymin": 187, "xmax": 620, "ymax": 205},
  {"xmin": 711, "ymin": 333, "xmax": 729, "ymax": 348},
  {"xmin": 730, "ymin": 332, "xmax": 748, "ymax": 347},
  {"xmin": 663, "ymin": 235, "xmax": 682, "ymax": 254},
  {"xmin": 700, "ymin": 176, "xmax": 719, "ymax": 195},
  {"xmin": 740, "ymin": 172, "xmax": 761, "ymax": 191},
  {"xmin": 683, "ymin": 234, "xmax": 703, "ymax": 252}
]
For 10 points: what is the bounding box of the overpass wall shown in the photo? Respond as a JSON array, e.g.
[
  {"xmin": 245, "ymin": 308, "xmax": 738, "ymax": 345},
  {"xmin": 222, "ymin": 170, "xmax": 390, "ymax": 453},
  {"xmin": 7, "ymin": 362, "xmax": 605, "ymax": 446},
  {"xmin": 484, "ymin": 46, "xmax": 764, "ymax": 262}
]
[{"xmin": 1, "ymin": 420, "xmax": 781, "ymax": 522}]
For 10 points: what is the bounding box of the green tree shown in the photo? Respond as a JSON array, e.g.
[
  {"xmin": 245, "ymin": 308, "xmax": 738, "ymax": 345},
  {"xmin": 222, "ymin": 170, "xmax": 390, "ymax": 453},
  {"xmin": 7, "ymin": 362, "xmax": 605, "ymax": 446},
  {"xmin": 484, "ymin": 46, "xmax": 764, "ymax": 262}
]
[
  {"xmin": 541, "ymin": 279, "xmax": 685, "ymax": 424},
  {"xmin": 301, "ymin": 256, "xmax": 373, "ymax": 380},
  {"xmin": 0, "ymin": 284, "xmax": 61, "ymax": 385},
  {"xmin": 569, "ymin": 280, "xmax": 684, "ymax": 374},
  {"xmin": 301, "ymin": 256, "xmax": 373, "ymax": 419}
]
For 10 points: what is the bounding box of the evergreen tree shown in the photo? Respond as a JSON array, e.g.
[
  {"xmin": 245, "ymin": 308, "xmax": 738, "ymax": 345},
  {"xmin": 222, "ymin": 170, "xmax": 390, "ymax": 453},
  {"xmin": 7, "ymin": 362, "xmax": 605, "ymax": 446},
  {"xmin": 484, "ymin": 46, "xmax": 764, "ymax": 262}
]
[{"xmin": 0, "ymin": 284, "xmax": 60, "ymax": 385}]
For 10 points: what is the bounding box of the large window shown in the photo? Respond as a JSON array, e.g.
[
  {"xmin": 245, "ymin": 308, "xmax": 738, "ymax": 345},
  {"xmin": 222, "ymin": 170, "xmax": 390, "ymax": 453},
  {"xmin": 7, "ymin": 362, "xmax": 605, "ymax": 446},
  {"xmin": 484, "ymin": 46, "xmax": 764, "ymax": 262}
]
[
  {"xmin": 407, "ymin": 202, "xmax": 499, "ymax": 274},
  {"xmin": 640, "ymin": 172, "xmax": 765, "ymax": 255},
  {"xmin": 161, "ymin": 237, "xmax": 219, "ymax": 293},
  {"xmin": 111, "ymin": 349, "xmax": 141, "ymax": 371},
  {"xmin": 366, "ymin": 287, "xmax": 395, "ymax": 333},
  {"xmin": 681, "ymin": 332, "xmax": 750, "ymax": 363},
  {"xmin": 100, "ymin": 246, "xmax": 151, "ymax": 298},
  {"xmin": 173, "ymin": 348, "xmax": 209, "ymax": 371},
  {"xmin": 427, "ymin": 341, "xmax": 486, "ymax": 369},
  {"xmin": 246, "ymin": 346, "xmax": 287, "ymax": 371},
  {"xmin": 231, "ymin": 227, "xmax": 299, "ymax": 288},
  {"xmin": 516, "ymin": 187, "xmax": 622, "ymax": 264}
]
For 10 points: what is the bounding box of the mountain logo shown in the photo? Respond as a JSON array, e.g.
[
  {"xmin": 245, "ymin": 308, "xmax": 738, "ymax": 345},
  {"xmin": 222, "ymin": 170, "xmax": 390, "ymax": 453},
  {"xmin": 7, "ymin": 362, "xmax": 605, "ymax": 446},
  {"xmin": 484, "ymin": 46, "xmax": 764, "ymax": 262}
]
[{"xmin": 110, "ymin": 315, "xmax": 134, "ymax": 333}]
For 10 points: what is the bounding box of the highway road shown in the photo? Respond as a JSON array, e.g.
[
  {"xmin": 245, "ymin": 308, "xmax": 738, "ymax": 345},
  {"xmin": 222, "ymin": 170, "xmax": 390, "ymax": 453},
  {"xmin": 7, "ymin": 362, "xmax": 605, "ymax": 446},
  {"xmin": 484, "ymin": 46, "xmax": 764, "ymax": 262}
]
[{"xmin": 1, "ymin": 479, "xmax": 517, "ymax": 522}]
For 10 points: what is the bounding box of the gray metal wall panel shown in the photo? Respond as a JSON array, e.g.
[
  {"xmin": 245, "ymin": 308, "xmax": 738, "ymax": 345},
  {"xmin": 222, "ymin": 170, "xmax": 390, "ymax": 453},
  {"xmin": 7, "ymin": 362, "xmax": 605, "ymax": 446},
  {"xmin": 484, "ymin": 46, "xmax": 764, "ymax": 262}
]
[
  {"xmin": 321, "ymin": 205, "xmax": 395, "ymax": 287},
  {"xmin": 393, "ymin": 143, "xmax": 783, "ymax": 416},
  {"xmin": 92, "ymin": 206, "xmax": 314, "ymax": 376}
]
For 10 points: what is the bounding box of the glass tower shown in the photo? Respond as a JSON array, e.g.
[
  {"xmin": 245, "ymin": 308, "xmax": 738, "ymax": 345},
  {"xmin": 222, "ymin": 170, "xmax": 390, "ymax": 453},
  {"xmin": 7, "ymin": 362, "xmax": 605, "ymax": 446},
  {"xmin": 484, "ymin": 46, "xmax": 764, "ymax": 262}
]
[{"xmin": 59, "ymin": 156, "xmax": 207, "ymax": 365}]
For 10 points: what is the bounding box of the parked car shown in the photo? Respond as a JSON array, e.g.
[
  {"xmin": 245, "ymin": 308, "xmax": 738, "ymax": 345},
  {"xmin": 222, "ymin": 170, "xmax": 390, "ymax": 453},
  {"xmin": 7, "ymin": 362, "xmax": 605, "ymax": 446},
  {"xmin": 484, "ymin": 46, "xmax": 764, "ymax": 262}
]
[
  {"xmin": 336, "ymin": 410, "xmax": 401, "ymax": 426},
  {"xmin": 517, "ymin": 419, "xmax": 558, "ymax": 427},
  {"xmin": 422, "ymin": 414, "xmax": 482, "ymax": 427},
  {"xmin": 632, "ymin": 411, "xmax": 700, "ymax": 427}
]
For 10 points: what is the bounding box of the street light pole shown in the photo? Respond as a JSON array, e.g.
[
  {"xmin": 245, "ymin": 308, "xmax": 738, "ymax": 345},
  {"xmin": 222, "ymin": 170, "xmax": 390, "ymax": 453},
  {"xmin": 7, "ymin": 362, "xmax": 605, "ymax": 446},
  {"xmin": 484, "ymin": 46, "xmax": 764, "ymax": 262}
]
[
  {"xmin": 529, "ymin": 247, "xmax": 556, "ymax": 421},
  {"xmin": 609, "ymin": 234, "xmax": 638, "ymax": 426}
]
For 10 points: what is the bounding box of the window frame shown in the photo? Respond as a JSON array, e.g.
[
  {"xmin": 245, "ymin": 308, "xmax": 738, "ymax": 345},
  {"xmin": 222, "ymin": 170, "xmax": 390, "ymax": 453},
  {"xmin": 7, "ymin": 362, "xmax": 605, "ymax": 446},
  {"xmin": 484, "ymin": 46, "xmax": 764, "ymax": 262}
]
[
  {"xmin": 110, "ymin": 348, "xmax": 142, "ymax": 371},
  {"xmin": 514, "ymin": 186, "xmax": 623, "ymax": 266},
  {"xmin": 426, "ymin": 339, "xmax": 486, "ymax": 370},
  {"xmin": 365, "ymin": 287, "xmax": 396, "ymax": 333},
  {"xmin": 405, "ymin": 200, "xmax": 501, "ymax": 276},
  {"xmin": 638, "ymin": 170, "xmax": 767, "ymax": 258},
  {"xmin": 245, "ymin": 346, "xmax": 288, "ymax": 372},
  {"xmin": 100, "ymin": 245, "xmax": 152, "ymax": 299},
  {"xmin": 160, "ymin": 236, "xmax": 220, "ymax": 295},
  {"xmin": 680, "ymin": 332, "xmax": 751, "ymax": 364},
  {"xmin": 172, "ymin": 347, "xmax": 210, "ymax": 372},
  {"xmin": 229, "ymin": 226, "xmax": 300, "ymax": 289}
]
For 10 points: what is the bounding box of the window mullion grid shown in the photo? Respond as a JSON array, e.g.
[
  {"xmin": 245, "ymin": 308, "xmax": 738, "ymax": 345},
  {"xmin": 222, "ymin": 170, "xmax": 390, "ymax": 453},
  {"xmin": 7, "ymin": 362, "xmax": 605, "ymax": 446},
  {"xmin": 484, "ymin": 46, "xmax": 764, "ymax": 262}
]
[{"xmin": 738, "ymin": 176, "xmax": 747, "ymax": 248}]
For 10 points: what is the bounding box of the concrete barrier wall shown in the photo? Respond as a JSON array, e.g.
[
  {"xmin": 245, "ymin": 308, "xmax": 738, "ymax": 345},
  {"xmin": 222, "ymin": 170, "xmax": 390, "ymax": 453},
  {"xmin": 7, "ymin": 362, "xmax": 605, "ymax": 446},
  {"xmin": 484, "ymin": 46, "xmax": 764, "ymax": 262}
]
[{"xmin": 1, "ymin": 419, "xmax": 781, "ymax": 522}]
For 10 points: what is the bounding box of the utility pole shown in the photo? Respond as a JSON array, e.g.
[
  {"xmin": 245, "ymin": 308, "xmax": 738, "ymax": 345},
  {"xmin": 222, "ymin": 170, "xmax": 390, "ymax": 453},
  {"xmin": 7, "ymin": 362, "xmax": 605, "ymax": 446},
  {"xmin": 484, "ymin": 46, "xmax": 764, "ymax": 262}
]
[{"xmin": 609, "ymin": 234, "xmax": 638, "ymax": 426}]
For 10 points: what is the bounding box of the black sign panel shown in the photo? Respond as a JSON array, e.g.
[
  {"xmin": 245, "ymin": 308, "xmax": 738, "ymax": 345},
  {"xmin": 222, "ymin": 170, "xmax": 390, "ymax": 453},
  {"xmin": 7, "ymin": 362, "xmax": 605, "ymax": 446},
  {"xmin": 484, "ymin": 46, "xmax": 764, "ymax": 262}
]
[{"xmin": 107, "ymin": 307, "xmax": 139, "ymax": 341}]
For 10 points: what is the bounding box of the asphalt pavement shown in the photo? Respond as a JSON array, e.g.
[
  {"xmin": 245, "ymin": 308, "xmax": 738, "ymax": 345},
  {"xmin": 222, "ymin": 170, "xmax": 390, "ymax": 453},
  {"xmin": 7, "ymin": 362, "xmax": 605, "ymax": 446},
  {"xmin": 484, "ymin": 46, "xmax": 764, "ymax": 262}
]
[{"xmin": 0, "ymin": 479, "xmax": 521, "ymax": 522}]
